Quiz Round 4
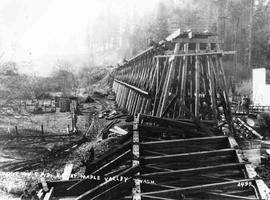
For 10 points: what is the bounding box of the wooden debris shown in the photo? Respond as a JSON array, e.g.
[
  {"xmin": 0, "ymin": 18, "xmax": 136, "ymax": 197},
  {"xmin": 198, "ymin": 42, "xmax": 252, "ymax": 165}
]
[
  {"xmin": 36, "ymin": 115, "xmax": 269, "ymax": 200},
  {"xmin": 62, "ymin": 163, "xmax": 73, "ymax": 180}
]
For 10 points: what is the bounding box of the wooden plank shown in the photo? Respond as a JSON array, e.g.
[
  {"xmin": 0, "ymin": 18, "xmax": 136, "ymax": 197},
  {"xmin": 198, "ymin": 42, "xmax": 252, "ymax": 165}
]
[
  {"xmin": 141, "ymin": 136, "xmax": 228, "ymax": 149},
  {"xmin": 140, "ymin": 163, "xmax": 248, "ymax": 180},
  {"xmin": 43, "ymin": 187, "xmax": 54, "ymax": 200},
  {"xmin": 142, "ymin": 143, "xmax": 227, "ymax": 155},
  {"xmin": 62, "ymin": 164, "xmax": 73, "ymax": 181},
  {"xmin": 155, "ymin": 50, "xmax": 236, "ymax": 57},
  {"xmin": 142, "ymin": 149, "xmax": 235, "ymax": 164},
  {"xmin": 91, "ymin": 179, "xmax": 134, "ymax": 200},
  {"xmin": 91, "ymin": 150, "xmax": 131, "ymax": 175},
  {"xmin": 161, "ymin": 94, "xmax": 178, "ymax": 118},
  {"xmin": 173, "ymin": 37, "xmax": 223, "ymax": 44},
  {"xmin": 206, "ymin": 192, "xmax": 257, "ymax": 200},
  {"xmin": 145, "ymin": 155, "xmax": 240, "ymax": 172},
  {"xmin": 141, "ymin": 194, "xmax": 176, "ymax": 200},
  {"xmin": 66, "ymin": 179, "xmax": 102, "ymax": 195},
  {"xmin": 75, "ymin": 165, "xmax": 140, "ymax": 200},
  {"xmin": 37, "ymin": 189, "xmax": 44, "ymax": 199},
  {"xmin": 88, "ymin": 140, "xmax": 131, "ymax": 169},
  {"xmin": 114, "ymin": 79, "xmax": 149, "ymax": 96},
  {"xmin": 138, "ymin": 124, "xmax": 205, "ymax": 138},
  {"xmin": 237, "ymin": 118, "xmax": 263, "ymax": 139},
  {"xmin": 141, "ymin": 179, "xmax": 255, "ymax": 197},
  {"xmin": 144, "ymin": 165, "xmax": 174, "ymax": 173},
  {"xmin": 142, "ymin": 182, "xmax": 256, "ymax": 199},
  {"xmin": 143, "ymin": 150, "xmax": 168, "ymax": 156},
  {"xmin": 139, "ymin": 114, "xmax": 197, "ymax": 128}
]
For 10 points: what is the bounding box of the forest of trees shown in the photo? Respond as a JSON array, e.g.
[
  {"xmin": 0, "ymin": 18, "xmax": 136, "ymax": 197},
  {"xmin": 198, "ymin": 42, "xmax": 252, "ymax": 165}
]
[
  {"xmin": 1, "ymin": 0, "xmax": 270, "ymax": 100},
  {"xmin": 87, "ymin": 0, "xmax": 270, "ymax": 85}
]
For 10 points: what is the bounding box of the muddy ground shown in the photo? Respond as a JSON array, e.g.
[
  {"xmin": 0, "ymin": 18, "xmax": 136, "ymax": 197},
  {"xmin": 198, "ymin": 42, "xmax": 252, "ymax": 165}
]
[{"xmin": 0, "ymin": 95, "xmax": 126, "ymax": 199}]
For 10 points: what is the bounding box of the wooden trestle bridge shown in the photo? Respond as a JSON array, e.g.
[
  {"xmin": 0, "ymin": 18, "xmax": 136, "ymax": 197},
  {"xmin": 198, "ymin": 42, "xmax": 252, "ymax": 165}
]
[{"xmin": 37, "ymin": 30, "xmax": 270, "ymax": 199}]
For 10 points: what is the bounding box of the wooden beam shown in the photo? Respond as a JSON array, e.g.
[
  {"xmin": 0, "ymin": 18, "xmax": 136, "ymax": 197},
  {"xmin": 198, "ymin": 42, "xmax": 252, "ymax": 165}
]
[
  {"xmin": 132, "ymin": 115, "xmax": 141, "ymax": 200},
  {"xmin": 141, "ymin": 194, "xmax": 176, "ymax": 200},
  {"xmin": 155, "ymin": 51, "xmax": 236, "ymax": 58},
  {"xmin": 141, "ymin": 179, "xmax": 255, "ymax": 197},
  {"xmin": 142, "ymin": 149, "xmax": 235, "ymax": 164},
  {"xmin": 114, "ymin": 79, "xmax": 149, "ymax": 96},
  {"xmin": 139, "ymin": 114, "xmax": 197, "ymax": 128},
  {"xmin": 194, "ymin": 43, "xmax": 200, "ymax": 117},
  {"xmin": 88, "ymin": 140, "xmax": 131, "ymax": 170},
  {"xmin": 143, "ymin": 150, "xmax": 168, "ymax": 156},
  {"xmin": 206, "ymin": 192, "xmax": 257, "ymax": 200},
  {"xmin": 142, "ymin": 182, "xmax": 256, "ymax": 200},
  {"xmin": 236, "ymin": 118, "xmax": 263, "ymax": 139},
  {"xmin": 140, "ymin": 163, "xmax": 248, "ymax": 180},
  {"xmin": 75, "ymin": 165, "xmax": 140, "ymax": 200},
  {"xmin": 158, "ymin": 43, "xmax": 180, "ymax": 117},
  {"xmin": 138, "ymin": 124, "xmax": 207, "ymax": 138},
  {"xmin": 43, "ymin": 187, "xmax": 54, "ymax": 200},
  {"xmin": 173, "ymin": 37, "xmax": 223, "ymax": 44},
  {"xmin": 62, "ymin": 163, "xmax": 73, "ymax": 181},
  {"xmin": 91, "ymin": 179, "xmax": 134, "ymax": 200},
  {"xmin": 91, "ymin": 150, "xmax": 131, "ymax": 175},
  {"xmin": 161, "ymin": 94, "xmax": 178, "ymax": 118},
  {"xmin": 141, "ymin": 136, "xmax": 228, "ymax": 150}
]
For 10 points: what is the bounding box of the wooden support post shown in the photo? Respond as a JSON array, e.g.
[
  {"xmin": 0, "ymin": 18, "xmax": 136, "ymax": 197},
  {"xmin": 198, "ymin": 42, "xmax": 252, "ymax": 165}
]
[
  {"xmin": 67, "ymin": 124, "xmax": 70, "ymax": 134},
  {"xmin": 158, "ymin": 43, "xmax": 180, "ymax": 117},
  {"xmin": 132, "ymin": 115, "xmax": 141, "ymax": 200},
  {"xmin": 195, "ymin": 43, "xmax": 200, "ymax": 117},
  {"xmin": 206, "ymin": 43, "xmax": 217, "ymax": 121},
  {"xmin": 179, "ymin": 43, "xmax": 189, "ymax": 117}
]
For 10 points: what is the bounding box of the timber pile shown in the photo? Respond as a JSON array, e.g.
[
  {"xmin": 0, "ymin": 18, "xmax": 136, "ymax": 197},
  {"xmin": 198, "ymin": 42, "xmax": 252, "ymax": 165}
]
[
  {"xmin": 36, "ymin": 114, "xmax": 269, "ymax": 199},
  {"xmin": 0, "ymin": 136, "xmax": 87, "ymax": 172},
  {"xmin": 233, "ymin": 117, "xmax": 264, "ymax": 140}
]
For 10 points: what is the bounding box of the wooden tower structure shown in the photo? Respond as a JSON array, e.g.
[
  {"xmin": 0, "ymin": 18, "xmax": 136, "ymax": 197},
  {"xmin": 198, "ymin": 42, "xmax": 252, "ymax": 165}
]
[{"xmin": 113, "ymin": 29, "xmax": 234, "ymax": 125}]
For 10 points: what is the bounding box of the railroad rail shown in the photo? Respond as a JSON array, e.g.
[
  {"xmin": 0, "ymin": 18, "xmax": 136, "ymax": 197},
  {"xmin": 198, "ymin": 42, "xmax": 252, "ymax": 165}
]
[{"xmin": 37, "ymin": 115, "xmax": 269, "ymax": 199}]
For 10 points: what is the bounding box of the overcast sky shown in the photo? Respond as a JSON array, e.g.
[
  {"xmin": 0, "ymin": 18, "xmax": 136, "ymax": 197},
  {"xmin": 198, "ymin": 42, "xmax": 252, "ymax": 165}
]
[{"xmin": 0, "ymin": 0, "xmax": 159, "ymax": 76}]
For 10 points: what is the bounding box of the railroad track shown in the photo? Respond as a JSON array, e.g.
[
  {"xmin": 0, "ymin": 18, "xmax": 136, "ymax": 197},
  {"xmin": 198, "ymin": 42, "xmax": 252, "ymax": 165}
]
[{"xmin": 37, "ymin": 114, "xmax": 269, "ymax": 200}]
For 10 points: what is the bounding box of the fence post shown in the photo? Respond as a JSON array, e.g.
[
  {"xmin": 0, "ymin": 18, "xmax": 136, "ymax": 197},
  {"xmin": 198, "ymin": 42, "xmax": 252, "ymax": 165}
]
[
  {"xmin": 41, "ymin": 124, "xmax": 45, "ymax": 141},
  {"xmin": 15, "ymin": 126, "xmax": 18, "ymax": 136},
  {"xmin": 67, "ymin": 125, "xmax": 71, "ymax": 140}
]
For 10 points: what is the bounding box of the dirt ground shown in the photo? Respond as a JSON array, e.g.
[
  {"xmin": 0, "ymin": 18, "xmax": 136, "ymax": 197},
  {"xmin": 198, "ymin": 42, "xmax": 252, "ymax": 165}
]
[{"xmin": 0, "ymin": 96, "xmax": 123, "ymax": 199}]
